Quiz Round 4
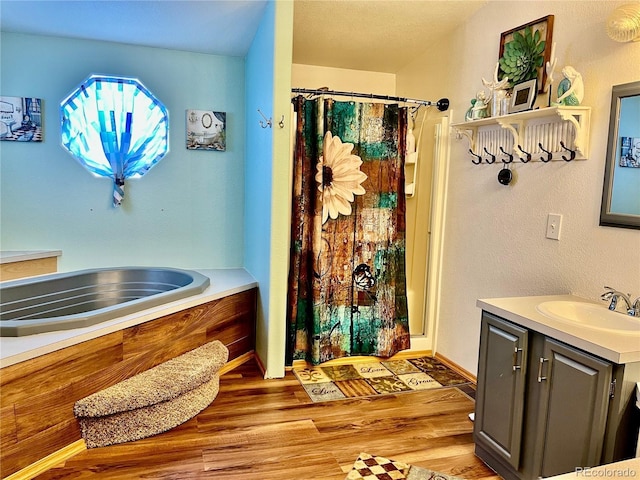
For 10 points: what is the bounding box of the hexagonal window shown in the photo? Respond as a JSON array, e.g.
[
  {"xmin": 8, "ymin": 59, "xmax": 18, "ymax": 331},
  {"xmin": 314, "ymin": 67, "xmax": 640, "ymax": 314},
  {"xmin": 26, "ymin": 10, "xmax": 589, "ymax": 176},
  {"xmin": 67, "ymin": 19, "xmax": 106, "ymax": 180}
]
[{"xmin": 60, "ymin": 75, "xmax": 169, "ymax": 207}]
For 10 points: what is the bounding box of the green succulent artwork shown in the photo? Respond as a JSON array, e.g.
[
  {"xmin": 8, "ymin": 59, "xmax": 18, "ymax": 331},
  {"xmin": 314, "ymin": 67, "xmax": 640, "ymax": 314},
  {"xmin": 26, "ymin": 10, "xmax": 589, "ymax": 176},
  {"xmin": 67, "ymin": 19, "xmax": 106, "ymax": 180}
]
[{"xmin": 499, "ymin": 26, "xmax": 546, "ymax": 88}]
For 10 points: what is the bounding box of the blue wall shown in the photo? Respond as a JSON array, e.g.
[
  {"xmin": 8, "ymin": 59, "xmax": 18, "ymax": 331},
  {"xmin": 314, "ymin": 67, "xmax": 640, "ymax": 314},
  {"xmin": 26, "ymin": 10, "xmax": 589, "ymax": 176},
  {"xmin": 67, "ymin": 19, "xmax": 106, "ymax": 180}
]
[
  {"xmin": 244, "ymin": 0, "xmax": 275, "ymax": 370},
  {"xmin": 0, "ymin": 32, "xmax": 246, "ymax": 271}
]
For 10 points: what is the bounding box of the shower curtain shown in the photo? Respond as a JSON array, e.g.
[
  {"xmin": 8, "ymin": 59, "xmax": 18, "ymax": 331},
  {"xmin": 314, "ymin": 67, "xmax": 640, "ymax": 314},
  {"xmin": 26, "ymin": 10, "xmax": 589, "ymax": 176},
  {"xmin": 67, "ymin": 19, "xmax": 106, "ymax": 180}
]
[{"xmin": 286, "ymin": 95, "xmax": 411, "ymax": 365}]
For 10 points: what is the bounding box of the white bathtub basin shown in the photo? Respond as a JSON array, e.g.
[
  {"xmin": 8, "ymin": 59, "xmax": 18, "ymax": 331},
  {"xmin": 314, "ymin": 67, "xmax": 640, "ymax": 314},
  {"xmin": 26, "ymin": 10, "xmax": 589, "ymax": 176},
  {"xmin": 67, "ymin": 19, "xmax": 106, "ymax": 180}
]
[{"xmin": 536, "ymin": 301, "xmax": 640, "ymax": 334}]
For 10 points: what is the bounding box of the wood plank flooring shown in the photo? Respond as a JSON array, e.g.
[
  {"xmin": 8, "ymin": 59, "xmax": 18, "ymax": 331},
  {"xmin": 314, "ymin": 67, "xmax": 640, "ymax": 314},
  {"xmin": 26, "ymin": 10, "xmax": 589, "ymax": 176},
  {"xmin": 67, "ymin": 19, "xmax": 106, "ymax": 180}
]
[{"xmin": 33, "ymin": 359, "xmax": 500, "ymax": 480}]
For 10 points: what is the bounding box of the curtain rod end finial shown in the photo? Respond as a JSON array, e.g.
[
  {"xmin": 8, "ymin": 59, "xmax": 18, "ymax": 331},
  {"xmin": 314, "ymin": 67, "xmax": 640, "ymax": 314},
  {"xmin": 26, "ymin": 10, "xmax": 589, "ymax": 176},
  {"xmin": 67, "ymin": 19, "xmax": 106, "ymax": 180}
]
[{"xmin": 437, "ymin": 98, "xmax": 450, "ymax": 112}]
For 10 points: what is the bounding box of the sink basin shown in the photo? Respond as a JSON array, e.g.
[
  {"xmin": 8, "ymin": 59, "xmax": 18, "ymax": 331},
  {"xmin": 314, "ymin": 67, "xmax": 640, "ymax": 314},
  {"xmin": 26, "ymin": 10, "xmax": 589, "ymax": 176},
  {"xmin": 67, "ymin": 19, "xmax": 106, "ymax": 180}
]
[{"xmin": 536, "ymin": 301, "xmax": 640, "ymax": 334}]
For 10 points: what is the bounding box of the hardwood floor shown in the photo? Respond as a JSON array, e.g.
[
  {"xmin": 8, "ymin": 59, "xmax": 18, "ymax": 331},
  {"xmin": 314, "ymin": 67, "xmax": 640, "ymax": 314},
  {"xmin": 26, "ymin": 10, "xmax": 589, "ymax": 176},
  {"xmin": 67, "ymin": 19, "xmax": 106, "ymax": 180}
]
[{"xmin": 34, "ymin": 359, "xmax": 500, "ymax": 480}]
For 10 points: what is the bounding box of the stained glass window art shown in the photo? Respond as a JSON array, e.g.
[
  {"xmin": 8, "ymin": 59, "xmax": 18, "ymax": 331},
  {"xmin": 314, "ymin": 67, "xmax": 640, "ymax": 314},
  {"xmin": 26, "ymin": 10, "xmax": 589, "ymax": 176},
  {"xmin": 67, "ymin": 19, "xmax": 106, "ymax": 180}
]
[{"xmin": 60, "ymin": 75, "xmax": 169, "ymax": 207}]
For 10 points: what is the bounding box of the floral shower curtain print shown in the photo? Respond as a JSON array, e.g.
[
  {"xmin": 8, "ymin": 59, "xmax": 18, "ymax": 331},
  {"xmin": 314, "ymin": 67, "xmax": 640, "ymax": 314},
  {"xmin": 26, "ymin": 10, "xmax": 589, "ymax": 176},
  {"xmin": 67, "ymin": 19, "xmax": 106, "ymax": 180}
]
[{"xmin": 286, "ymin": 96, "xmax": 411, "ymax": 365}]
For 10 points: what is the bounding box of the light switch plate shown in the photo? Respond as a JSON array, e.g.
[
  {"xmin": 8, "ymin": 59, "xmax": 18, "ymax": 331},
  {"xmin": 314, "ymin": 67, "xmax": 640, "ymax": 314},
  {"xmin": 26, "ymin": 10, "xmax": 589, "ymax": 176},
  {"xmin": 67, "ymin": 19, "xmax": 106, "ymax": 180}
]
[{"xmin": 546, "ymin": 213, "xmax": 562, "ymax": 240}]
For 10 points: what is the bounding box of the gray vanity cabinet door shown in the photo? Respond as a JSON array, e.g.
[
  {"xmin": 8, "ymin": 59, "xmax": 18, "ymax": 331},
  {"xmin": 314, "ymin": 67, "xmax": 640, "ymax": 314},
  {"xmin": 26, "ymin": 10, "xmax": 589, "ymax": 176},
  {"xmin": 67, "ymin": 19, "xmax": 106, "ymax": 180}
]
[
  {"xmin": 474, "ymin": 313, "xmax": 528, "ymax": 469},
  {"xmin": 532, "ymin": 338, "xmax": 612, "ymax": 478}
]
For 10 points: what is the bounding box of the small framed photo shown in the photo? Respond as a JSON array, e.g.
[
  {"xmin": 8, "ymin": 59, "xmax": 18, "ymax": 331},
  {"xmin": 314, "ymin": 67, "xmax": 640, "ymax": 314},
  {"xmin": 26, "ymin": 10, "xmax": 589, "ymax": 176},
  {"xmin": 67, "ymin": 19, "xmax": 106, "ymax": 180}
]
[
  {"xmin": 0, "ymin": 96, "xmax": 43, "ymax": 142},
  {"xmin": 186, "ymin": 109, "xmax": 226, "ymax": 151},
  {"xmin": 510, "ymin": 79, "xmax": 537, "ymax": 113}
]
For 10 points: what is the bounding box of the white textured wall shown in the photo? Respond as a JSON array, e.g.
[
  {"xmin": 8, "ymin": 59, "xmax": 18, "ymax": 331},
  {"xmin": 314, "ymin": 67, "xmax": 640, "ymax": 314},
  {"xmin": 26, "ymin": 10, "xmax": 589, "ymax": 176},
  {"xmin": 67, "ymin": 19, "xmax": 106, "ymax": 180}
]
[
  {"xmin": 398, "ymin": 1, "xmax": 640, "ymax": 374},
  {"xmin": 291, "ymin": 64, "xmax": 396, "ymax": 93}
]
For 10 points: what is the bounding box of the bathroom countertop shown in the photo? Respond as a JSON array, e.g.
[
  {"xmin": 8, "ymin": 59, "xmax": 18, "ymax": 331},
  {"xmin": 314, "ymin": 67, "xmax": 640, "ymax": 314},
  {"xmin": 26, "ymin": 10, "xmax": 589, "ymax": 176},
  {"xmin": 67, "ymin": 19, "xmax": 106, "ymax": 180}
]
[
  {"xmin": 477, "ymin": 295, "xmax": 640, "ymax": 364},
  {"xmin": 0, "ymin": 250, "xmax": 62, "ymax": 264},
  {"xmin": 0, "ymin": 268, "xmax": 258, "ymax": 368}
]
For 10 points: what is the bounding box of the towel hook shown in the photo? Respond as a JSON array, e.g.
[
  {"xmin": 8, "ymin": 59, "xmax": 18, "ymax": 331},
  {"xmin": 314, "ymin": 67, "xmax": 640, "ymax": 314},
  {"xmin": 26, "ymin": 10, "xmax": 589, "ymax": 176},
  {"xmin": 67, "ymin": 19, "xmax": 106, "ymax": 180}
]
[
  {"xmin": 257, "ymin": 109, "xmax": 272, "ymax": 128},
  {"xmin": 559, "ymin": 141, "xmax": 576, "ymax": 161},
  {"xmin": 538, "ymin": 143, "xmax": 553, "ymax": 163},
  {"xmin": 499, "ymin": 146, "xmax": 514, "ymax": 164},
  {"xmin": 483, "ymin": 147, "xmax": 496, "ymax": 164},
  {"xmin": 469, "ymin": 149, "xmax": 483, "ymax": 165},
  {"xmin": 517, "ymin": 145, "xmax": 532, "ymax": 163}
]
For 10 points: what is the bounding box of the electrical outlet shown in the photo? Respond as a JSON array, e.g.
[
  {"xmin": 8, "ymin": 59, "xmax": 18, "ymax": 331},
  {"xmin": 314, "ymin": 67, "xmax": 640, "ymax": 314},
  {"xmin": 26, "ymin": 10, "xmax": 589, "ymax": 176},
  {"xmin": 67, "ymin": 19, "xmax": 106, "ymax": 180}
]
[{"xmin": 546, "ymin": 213, "xmax": 562, "ymax": 240}]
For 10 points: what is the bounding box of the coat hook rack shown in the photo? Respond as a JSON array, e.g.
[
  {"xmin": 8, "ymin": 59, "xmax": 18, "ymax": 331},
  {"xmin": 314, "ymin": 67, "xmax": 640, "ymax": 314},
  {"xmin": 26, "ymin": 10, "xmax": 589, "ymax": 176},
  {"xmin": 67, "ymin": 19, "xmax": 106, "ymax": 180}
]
[
  {"xmin": 538, "ymin": 143, "xmax": 553, "ymax": 163},
  {"xmin": 559, "ymin": 141, "xmax": 576, "ymax": 161},
  {"xmin": 257, "ymin": 109, "xmax": 272, "ymax": 128}
]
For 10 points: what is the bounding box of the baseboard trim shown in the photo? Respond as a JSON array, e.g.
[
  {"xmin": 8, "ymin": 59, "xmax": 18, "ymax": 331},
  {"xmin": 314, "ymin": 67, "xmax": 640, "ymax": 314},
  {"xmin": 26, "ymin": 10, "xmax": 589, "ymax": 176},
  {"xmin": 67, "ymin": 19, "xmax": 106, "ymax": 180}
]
[
  {"xmin": 3, "ymin": 439, "xmax": 86, "ymax": 480},
  {"xmin": 220, "ymin": 351, "xmax": 255, "ymax": 376},
  {"xmin": 253, "ymin": 351, "xmax": 267, "ymax": 378},
  {"xmin": 434, "ymin": 352, "xmax": 477, "ymax": 384}
]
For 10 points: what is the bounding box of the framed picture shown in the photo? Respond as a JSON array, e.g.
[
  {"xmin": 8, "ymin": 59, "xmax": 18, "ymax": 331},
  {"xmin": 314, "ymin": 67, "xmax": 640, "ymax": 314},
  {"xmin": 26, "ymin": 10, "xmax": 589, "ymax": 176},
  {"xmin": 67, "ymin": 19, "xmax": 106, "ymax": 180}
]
[
  {"xmin": 186, "ymin": 109, "xmax": 226, "ymax": 151},
  {"xmin": 510, "ymin": 79, "xmax": 537, "ymax": 113},
  {"xmin": 0, "ymin": 96, "xmax": 43, "ymax": 142},
  {"xmin": 499, "ymin": 15, "xmax": 554, "ymax": 93}
]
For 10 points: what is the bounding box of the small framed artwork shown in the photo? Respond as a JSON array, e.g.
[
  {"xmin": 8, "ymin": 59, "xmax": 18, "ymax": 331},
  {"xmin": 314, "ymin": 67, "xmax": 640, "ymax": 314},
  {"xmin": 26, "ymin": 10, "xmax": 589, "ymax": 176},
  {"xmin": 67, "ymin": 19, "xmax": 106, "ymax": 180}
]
[
  {"xmin": 620, "ymin": 137, "xmax": 640, "ymax": 168},
  {"xmin": 498, "ymin": 15, "xmax": 554, "ymax": 93},
  {"xmin": 186, "ymin": 109, "xmax": 226, "ymax": 151},
  {"xmin": 510, "ymin": 80, "xmax": 537, "ymax": 113},
  {"xmin": 0, "ymin": 96, "xmax": 43, "ymax": 142}
]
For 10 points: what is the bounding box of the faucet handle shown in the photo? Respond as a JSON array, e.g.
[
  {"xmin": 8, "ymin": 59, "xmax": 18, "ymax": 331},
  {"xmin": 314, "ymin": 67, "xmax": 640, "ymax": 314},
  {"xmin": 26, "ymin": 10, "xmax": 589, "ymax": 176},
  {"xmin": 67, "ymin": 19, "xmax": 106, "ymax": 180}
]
[
  {"xmin": 601, "ymin": 287, "xmax": 634, "ymax": 314},
  {"xmin": 601, "ymin": 286, "xmax": 616, "ymax": 301}
]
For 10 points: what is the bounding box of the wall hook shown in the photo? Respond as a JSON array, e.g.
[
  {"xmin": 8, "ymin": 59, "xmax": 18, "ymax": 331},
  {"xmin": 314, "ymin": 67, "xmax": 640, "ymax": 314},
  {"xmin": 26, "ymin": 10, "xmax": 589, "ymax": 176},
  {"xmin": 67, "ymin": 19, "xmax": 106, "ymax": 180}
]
[
  {"xmin": 559, "ymin": 141, "xmax": 576, "ymax": 161},
  {"xmin": 538, "ymin": 143, "xmax": 553, "ymax": 163},
  {"xmin": 517, "ymin": 145, "xmax": 532, "ymax": 163},
  {"xmin": 499, "ymin": 146, "xmax": 514, "ymax": 164},
  {"xmin": 278, "ymin": 115, "xmax": 285, "ymax": 129},
  {"xmin": 257, "ymin": 109, "xmax": 272, "ymax": 128},
  {"xmin": 469, "ymin": 149, "xmax": 483, "ymax": 165},
  {"xmin": 483, "ymin": 147, "xmax": 496, "ymax": 164}
]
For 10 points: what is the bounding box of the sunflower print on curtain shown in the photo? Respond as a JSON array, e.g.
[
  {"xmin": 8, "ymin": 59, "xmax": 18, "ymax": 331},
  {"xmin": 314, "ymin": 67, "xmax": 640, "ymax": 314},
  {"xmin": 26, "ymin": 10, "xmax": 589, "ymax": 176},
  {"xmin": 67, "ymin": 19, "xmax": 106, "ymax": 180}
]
[{"xmin": 286, "ymin": 96, "xmax": 410, "ymax": 365}]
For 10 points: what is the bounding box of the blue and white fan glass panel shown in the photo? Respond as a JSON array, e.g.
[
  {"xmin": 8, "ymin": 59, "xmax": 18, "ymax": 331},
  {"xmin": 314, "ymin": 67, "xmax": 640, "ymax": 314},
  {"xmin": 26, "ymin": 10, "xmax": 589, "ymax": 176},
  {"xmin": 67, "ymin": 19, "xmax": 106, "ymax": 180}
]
[{"xmin": 60, "ymin": 75, "xmax": 169, "ymax": 206}]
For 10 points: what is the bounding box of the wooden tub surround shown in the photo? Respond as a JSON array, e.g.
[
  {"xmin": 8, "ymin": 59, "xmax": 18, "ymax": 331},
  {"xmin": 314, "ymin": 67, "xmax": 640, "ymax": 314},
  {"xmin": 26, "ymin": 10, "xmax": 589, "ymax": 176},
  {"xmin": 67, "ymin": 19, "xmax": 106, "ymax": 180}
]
[{"xmin": 0, "ymin": 285, "xmax": 257, "ymax": 478}]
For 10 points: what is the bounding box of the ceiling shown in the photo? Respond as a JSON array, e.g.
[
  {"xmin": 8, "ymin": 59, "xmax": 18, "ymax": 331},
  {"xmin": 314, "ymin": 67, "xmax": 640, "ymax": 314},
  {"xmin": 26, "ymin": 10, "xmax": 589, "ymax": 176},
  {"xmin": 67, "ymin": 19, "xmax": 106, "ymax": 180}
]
[
  {"xmin": 0, "ymin": 0, "xmax": 486, "ymax": 73},
  {"xmin": 0, "ymin": 0, "xmax": 269, "ymax": 57}
]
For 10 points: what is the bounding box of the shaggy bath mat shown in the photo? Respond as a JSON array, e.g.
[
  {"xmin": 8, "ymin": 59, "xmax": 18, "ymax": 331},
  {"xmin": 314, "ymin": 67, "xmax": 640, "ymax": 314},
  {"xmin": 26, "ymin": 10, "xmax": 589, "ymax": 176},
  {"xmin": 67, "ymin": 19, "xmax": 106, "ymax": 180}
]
[
  {"xmin": 345, "ymin": 453, "xmax": 464, "ymax": 480},
  {"xmin": 293, "ymin": 356, "xmax": 471, "ymax": 402}
]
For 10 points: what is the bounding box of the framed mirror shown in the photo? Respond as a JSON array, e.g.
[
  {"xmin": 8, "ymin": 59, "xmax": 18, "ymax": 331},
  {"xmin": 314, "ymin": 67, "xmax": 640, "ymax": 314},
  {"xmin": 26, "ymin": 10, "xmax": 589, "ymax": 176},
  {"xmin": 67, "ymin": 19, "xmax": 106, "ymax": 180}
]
[{"xmin": 600, "ymin": 81, "xmax": 640, "ymax": 229}]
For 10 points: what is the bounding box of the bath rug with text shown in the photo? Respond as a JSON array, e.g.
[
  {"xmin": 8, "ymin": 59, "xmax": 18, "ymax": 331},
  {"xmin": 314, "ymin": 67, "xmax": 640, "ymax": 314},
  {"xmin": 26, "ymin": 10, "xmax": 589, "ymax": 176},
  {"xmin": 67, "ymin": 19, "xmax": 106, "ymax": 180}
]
[
  {"xmin": 293, "ymin": 356, "xmax": 471, "ymax": 403},
  {"xmin": 344, "ymin": 452, "xmax": 465, "ymax": 480}
]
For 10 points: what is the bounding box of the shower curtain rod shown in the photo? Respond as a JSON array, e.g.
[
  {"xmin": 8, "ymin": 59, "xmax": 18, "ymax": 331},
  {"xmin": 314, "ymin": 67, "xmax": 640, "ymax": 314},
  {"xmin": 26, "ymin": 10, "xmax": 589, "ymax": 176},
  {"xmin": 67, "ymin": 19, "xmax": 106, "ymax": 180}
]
[{"xmin": 291, "ymin": 88, "xmax": 450, "ymax": 112}]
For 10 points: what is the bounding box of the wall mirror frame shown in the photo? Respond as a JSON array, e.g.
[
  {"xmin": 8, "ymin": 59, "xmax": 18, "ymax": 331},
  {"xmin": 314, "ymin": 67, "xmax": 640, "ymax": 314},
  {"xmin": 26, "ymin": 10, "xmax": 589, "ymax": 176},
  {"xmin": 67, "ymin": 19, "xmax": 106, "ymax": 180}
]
[{"xmin": 600, "ymin": 81, "xmax": 640, "ymax": 230}]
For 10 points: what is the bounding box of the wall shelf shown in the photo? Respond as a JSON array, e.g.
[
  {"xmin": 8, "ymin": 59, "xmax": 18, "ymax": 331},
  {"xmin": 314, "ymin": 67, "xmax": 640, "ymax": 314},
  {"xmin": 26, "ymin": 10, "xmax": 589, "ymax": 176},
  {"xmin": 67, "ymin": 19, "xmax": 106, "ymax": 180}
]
[{"xmin": 452, "ymin": 106, "xmax": 591, "ymax": 163}]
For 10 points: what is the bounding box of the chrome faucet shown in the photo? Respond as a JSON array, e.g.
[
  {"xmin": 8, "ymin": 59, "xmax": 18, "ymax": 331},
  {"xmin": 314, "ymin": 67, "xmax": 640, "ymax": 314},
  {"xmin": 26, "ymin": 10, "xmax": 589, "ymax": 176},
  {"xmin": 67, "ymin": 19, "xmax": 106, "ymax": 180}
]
[{"xmin": 601, "ymin": 286, "xmax": 634, "ymax": 315}]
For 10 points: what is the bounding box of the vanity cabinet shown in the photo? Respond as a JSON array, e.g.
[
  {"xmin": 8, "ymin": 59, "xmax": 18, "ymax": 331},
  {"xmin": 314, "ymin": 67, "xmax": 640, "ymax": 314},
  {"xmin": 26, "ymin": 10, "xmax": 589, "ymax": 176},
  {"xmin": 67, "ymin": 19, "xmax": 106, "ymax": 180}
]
[{"xmin": 475, "ymin": 311, "xmax": 638, "ymax": 480}]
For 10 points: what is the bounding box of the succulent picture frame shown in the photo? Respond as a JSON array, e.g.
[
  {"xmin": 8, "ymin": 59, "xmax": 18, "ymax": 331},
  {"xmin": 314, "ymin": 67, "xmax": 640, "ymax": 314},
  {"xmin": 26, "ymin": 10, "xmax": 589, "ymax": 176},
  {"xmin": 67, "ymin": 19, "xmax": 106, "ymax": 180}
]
[{"xmin": 498, "ymin": 15, "xmax": 554, "ymax": 94}]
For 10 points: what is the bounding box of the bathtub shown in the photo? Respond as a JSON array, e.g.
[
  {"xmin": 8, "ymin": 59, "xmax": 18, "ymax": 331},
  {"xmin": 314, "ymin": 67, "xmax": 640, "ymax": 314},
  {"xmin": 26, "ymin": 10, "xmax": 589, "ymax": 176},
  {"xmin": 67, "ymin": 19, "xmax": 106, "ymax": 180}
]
[{"xmin": 0, "ymin": 267, "xmax": 210, "ymax": 337}]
